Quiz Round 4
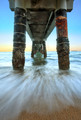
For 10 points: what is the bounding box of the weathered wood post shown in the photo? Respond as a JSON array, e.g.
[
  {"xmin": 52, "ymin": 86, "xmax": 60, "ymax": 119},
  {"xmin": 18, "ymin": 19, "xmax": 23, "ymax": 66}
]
[
  {"xmin": 43, "ymin": 41, "xmax": 47, "ymax": 58},
  {"xmin": 31, "ymin": 41, "xmax": 35, "ymax": 58},
  {"xmin": 56, "ymin": 9, "xmax": 70, "ymax": 70},
  {"xmin": 12, "ymin": 7, "xmax": 26, "ymax": 70}
]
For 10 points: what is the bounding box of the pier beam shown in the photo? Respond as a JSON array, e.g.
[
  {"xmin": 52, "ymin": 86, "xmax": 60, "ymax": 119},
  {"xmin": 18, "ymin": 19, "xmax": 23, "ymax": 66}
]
[
  {"xmin": 12, "ymin": 7, "xmax": 26, "ymax": 70},
  {"xmin": 56, "ymin": 9, "xmax": 70, "ymax": 70}
]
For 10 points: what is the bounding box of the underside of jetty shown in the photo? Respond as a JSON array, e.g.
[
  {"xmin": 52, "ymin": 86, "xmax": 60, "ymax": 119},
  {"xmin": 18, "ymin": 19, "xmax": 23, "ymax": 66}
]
[{"xmin": 9, "ymin": 0, "xmax": 74, "ymax": 70}]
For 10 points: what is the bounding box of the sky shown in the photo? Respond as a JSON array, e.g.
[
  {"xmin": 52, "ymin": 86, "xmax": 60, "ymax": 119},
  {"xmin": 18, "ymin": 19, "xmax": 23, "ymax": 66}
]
[{"xmin": 0, "ymin": 0, "xmax": 81, "ymax": 52}]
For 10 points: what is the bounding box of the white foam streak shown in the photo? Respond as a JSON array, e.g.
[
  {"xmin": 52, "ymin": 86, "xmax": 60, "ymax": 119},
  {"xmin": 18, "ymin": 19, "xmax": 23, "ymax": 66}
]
[{"xmin": 0, "ymin": 66, "xmax": 81, "ymax": 120}]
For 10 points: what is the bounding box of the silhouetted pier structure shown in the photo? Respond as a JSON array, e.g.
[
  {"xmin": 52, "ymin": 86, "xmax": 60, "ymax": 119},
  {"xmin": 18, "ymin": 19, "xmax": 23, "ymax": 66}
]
[{"xmin": 9, "ymin": 0, "xmax": 74, "ymax": 70}]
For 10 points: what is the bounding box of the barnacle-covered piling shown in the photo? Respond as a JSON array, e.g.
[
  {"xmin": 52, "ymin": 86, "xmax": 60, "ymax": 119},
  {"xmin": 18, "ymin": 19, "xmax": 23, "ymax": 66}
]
[{"xmin": 56, "ymin": 9, "xmax": 70, "ymax": 70}]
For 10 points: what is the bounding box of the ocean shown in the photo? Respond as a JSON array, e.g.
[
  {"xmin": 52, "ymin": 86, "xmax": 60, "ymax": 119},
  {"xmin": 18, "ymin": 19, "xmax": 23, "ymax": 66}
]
[
  {"xmin": 0, "ymin": 51, "xmax": 81, "ymax": 70},
  {"xmin": 0, "ymin": 51, "xmax": 81, "ymax": 120}
]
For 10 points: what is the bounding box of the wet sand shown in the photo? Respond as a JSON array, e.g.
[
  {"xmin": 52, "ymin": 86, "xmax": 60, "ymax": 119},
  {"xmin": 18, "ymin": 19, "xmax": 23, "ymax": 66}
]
[{"xmin": 15, "ymin": 107, "xmax": 81, "ymax": 120}]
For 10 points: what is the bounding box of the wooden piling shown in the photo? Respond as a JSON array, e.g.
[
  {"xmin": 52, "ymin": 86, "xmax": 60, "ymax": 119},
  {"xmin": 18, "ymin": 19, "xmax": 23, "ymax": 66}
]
[
  {"xmin": 56, "ymin": 9, "xmax": 70, "ymax": 70},
  {"xmin": 31, "ymin": 41, "xmax": 35, "ymax": 58},
  {"xmin": 43, "ymin": 41, "xmax": 47, "ymax": 58},
  {"xmin": 12, "ymin": 7, "xmax": 26, "ymax": 70},
  {"xmin": 31, "ymin": 41, "xmax": 47, "ymax": 58}
]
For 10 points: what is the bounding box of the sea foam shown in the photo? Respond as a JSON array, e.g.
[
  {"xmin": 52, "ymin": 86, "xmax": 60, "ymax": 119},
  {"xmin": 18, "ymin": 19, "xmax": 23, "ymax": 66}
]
[{"xmin": 0, "ymin": 66, "xmax": 81, "ymax": 120}]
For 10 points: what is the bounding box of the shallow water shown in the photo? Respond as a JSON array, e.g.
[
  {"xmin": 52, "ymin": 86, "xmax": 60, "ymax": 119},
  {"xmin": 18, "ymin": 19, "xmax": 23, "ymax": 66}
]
[{"xmin": 0, "ymin": 51, "xmax": 81, "ymax": 120}]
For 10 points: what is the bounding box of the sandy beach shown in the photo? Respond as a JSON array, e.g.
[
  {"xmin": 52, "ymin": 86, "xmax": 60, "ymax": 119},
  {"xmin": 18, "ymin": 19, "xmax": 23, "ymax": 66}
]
[{"xmin": 15, "ymin": 107, "xmax": 81, "ymax": 120}]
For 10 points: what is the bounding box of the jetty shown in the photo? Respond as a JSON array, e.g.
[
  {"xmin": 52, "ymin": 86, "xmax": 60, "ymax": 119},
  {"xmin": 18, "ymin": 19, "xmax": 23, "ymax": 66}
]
[{"xmin": 9, "ymin": 0, "xmax": 74, "ymax": 70}]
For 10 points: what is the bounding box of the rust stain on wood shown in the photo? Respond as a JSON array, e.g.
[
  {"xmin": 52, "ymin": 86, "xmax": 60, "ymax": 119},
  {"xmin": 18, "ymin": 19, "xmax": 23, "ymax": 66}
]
[{"xmin": 56, "ymin": 16, "xmax": 68, "ymax": 38}]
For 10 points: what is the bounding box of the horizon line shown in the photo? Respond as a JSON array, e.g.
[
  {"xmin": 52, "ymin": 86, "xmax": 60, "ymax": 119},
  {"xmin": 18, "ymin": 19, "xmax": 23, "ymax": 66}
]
[{"xmin": 0, "ymin": 50, "xmax": 81, "ymax": 52}]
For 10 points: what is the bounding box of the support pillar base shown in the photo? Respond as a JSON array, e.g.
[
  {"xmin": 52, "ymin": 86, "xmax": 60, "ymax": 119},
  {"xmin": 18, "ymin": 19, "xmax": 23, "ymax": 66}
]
[
  {"xmin": 13, "ymin": 48, "xmax": 25, "ymax": 70},
  {"xmin": 57, "ymin": 37, "xmax": 69, "ymax": 70}
]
